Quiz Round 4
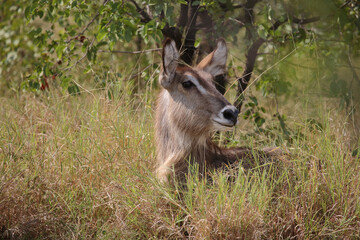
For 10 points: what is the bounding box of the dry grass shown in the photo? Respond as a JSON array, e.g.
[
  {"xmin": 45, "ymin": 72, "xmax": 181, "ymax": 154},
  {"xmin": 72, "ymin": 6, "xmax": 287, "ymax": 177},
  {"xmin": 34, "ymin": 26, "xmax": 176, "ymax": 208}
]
[{"xmin": 1, "ymin": 88, "xmax": 360, "ymax": 239}]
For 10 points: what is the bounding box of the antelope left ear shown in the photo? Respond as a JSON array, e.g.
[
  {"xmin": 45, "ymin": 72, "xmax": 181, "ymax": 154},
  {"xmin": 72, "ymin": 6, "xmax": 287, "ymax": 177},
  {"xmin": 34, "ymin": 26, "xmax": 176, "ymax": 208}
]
[
  {"xmin": 160, "ymin": 38, "xmax": 179, "ymax": 89},
  {"xmin": 197, "ymin": 38, "xmax": 227, "ymax": 76}
]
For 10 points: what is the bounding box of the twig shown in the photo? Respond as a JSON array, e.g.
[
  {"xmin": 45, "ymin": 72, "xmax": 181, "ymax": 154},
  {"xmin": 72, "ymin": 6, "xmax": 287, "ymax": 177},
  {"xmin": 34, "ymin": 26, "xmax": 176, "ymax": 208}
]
[
  {"xmin": 340, "ymin": 0, "xmax": 352, "ymax": 8},
  {"xmin": 269, "ymin": 15, "xmax": 320, "ymax": 32},
  {"xmin": 72, "ymin": 79, "xmax": 96, "ymax": 99},
  {"xmin": 250, "ymin": 48, "xmax": 298, "ymax": 86},
  {"xmin": 62, "ymin": 37, "xmax": 95, "ymax": 72},
  {"xmin": 347, "ymin": 51, "xmax": 360, "ymax": 84},
  {"xmin": 233, "ymin": 4, "xmax": 244, "ymax": 9},
  {"xmin": 83, "ymin": 0, "xmax": 110, "ymax": 32},
  {"xmin": 128, "ymin": 63, "xmax": 157, "ymax": 79},
  {"xmin": 66, "ymin": 0, "xmax": 110, "ymax": 43},
  {"xmin": 98, "ymin": 48, "xmax": 161, "ymax": 54},
  {"xmin": 283, "ymin": 60, "xmax": 319, "ymax": 70},
  {"xmin": 129, "ymin": 0, "xmax": 152, "ymax": 23},
  {"xmin": 291, "ymin": 16, "xmax": 321, "ymax": 25},
  {"xmin": 336, "ymin": 64, "xmax": 360, "ymax": 70},
  {"xmin": 229, "ymin": 47, "xmax": 298, "ymax": 97},
  {"xmin": 228, "ymin": 17, "xmax": 245, "ymax": 27}
]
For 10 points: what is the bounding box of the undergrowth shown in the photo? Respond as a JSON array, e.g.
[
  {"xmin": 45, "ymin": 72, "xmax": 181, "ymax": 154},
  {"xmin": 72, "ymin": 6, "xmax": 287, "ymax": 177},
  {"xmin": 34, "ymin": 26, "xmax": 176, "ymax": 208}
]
[{"xmin": 0, "ymin": 88, "xmax": 359, "ymax": 239}]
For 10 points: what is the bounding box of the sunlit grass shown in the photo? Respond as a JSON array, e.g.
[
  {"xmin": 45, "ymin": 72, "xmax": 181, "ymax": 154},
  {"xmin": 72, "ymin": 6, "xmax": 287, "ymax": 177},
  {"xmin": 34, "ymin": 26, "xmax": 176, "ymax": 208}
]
[{"xmin": 1, "ymin": 82, "xmax": 360, "ymax": 239}]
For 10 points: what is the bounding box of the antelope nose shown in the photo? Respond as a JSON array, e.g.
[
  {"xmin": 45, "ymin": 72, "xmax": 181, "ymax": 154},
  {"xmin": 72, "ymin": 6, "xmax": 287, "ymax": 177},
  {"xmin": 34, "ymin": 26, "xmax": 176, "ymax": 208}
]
[{"xmin": 222, "ymin": 107, "xmax": 239, "ymax": 125}]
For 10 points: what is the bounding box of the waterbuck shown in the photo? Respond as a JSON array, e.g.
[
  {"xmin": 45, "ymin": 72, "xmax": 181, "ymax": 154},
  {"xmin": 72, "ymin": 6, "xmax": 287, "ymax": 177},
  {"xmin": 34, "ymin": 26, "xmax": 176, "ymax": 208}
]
[{"xmin": 155, "ymin": 38, "xmax": 278, "ymax": 183}]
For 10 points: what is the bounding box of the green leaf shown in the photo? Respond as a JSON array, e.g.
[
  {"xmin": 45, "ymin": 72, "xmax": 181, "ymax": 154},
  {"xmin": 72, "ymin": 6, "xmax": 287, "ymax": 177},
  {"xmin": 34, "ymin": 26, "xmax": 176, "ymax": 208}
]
[
  {"xmin": 267, "ymin": 6, "xmax": 274, "ymax": 21},
  {"xmin": 68, "ymin": 83, "xmax": 80, "ymax": 95},
  {"xmin": 82, "ymin": 39, "xmax": 89, "ymax": 52},
  {"xmin": 298, "ymin": 28, "xmax": 306, "ymax": 41},
  {"xmin": 97, "ymin": 28, "xmax": 108, "ymax": 42},
  {"xmin": 79, "ymin": 4, "xmax": 88, "ymax": 10},
  {"xmin": 24, "ymin": 6, "xmax": 32, "ymax": 20},
  {"xmin": 247, "ymin": 102, "xmax": 255, "ymax": 108},
  {"xmin": 29, "ymin": 28, "xmax": 42, "ymax": 38},
  {"xmin": 140, "ymin": 24, "xmax": 148, "ymax": 43},
  {"xmin": 60, "ymin": 76, "xmax": 71, "ymax": 89},
  {"xmin": 37, "ymin": 10, "xmax": 44, "ymax": 18},
  {"xmin": 166, "ymin": 5, "xmax": 174, "ymax": 19},
  {"xmin": 56, "ymin": 43, "xmax": 66, "ymax": 59},
  {"xmin": 249, "ymin": 96, "xmax": 258, "ymax": 105},
  {"xmin": 97, "ymin": 41, "xmax": 107, "ymax": 48},
  {"xmin": 109, "ymin": 41, "xmax": 115, "ymax": 51},
  {"xmin": 257, "ymin": 24, "xmax": 268, "ymax": 39},
  {"xmin": 84, "ymin": 65, "xmax": 92, "ymax": 74},
  {"xmin": 194, "ymin": 38, "xmax": 201, "ymax": 48},
  {"xmin": 192, "ymin": 1, "xmax": 200, "ymax": 6},
  {"xmin": 69, "ymin": 41, "xmax": 76, "ymax": 51},
  {"xmin": 255, "ymin": 117, "xmax": 265, "ymax": 127},
  {"xmin": 43, "ymin": 62, "xmax": 51, "ymax": 76},
  {"xmin": 124, "ymin": 27, "xmax": 133, "ymax": 42},
  {"xmin": 243, "ymin": 109, "xmax": 251, "ymax": 119},
  {"xmin": 108, "ymin": 89, "xmax": 113, "ymax": 100}
]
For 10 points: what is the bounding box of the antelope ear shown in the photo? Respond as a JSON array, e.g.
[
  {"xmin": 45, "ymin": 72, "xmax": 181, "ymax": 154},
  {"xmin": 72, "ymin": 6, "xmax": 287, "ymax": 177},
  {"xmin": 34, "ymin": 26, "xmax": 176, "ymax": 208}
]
[
  {"xmin": 160, "ymin": 38, "xmax": 179, "ymax": 89},
  {"xmin": 197, "ymin": 38, "xmax": 227, "ymax": 76}
]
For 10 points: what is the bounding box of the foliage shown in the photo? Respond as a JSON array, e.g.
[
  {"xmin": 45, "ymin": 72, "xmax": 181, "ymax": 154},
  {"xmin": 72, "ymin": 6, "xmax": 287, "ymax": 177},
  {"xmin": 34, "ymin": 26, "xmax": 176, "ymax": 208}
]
[
  {"xmin": 1, "ymin": 0, "xmax": 359, "ymax": 141},
  {"xmin": 0, "ymin": 1, "xmax": 357, "ymax": 89}
]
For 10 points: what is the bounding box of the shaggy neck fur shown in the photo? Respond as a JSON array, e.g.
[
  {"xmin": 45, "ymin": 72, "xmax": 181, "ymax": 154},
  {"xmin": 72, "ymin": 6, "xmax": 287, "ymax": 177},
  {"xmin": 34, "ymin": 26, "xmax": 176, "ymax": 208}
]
[{"xmin": 155, "ymin": 90, "xmax": 251, "ymax": 182}]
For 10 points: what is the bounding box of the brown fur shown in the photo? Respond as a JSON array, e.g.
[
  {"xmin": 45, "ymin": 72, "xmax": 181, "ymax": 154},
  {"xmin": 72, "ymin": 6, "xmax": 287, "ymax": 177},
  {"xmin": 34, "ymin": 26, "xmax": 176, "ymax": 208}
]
[{"xmin": 155, "ymin": 39, "xmax": 278, "ymax": 183}]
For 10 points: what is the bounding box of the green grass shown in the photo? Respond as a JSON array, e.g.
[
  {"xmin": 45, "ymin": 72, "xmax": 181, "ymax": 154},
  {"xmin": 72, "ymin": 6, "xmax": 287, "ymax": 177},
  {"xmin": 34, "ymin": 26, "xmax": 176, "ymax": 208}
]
[{"xmin": 1, "ymin": 88, "xmax": 360, "ymax": 239}]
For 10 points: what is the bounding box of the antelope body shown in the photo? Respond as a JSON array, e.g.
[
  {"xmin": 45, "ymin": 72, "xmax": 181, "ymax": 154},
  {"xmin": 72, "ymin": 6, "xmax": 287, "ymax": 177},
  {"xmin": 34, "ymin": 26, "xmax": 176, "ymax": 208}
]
[{"xmin": 155, "ymin": 39, "xmax": 275, "ymax": 182}]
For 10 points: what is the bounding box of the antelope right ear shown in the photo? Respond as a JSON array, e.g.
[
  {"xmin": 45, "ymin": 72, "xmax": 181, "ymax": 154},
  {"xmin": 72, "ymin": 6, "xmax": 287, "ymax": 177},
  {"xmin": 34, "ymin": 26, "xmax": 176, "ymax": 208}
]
[
  {"xmin": 197, "ymin": 38, "xmax": 227, "ymax": 76},
  {"xmin": 160, "ymin": 39, "xmax": 179, "ymax": 89}
]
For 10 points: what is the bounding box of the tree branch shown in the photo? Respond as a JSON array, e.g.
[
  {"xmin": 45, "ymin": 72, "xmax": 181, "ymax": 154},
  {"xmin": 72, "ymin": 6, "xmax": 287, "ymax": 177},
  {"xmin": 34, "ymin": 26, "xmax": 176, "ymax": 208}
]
[
  {"xmin": 98, "ymin": 48, "xmax": 161, "ymax": 54},
  {"xmin": 340, "ymin": 0, "xmax": 352, "ymax": 9},
  {"xmin": 129, "ymin": 0, "xmax": 152, "ymax": 23},
  {"xmin": 234, "ymin": 15, "xmax": 320, "ymax": 112},
  {"xmin": 161, "ymin": 24, "xmax": 183, "ymax": 50},
  {"xmin": 178, "ymin": 3, "xmax": 188, "ymax": 28},
  {"xmin": 219, "ymin": 3, "xmax": 244, "ymax": 12},
  {"xmin": 291, "ymin": 16, "xmax": 321, "ymax": 25},
  {"xmin": 348, "ymin": 52, "xmax": 360, "ymax": 84},
  {"xmin": 161, "ymin": 3, "xmax": 189, "ymax": 51},
  {"xmin": 234, "ymin": 38, "xmax": 265, "ymax": 110},
  {"xmin": 180, "ymin": 0, "xmax": 201, "ymax": 65},
  {"xmin": 128, "ymin": 63, "xmax": 157, "ymax": 79},
  {"xmin": 243, "ymin": 0, "xmax": 262, "ymax": 40}
]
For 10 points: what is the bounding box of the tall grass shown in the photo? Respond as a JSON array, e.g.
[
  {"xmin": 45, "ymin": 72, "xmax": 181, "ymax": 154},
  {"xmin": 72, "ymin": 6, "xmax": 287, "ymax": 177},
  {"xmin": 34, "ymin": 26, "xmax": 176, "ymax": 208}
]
[{"xmin": 1, "ymin": 83, "xmax": 359, "ymax": 239}]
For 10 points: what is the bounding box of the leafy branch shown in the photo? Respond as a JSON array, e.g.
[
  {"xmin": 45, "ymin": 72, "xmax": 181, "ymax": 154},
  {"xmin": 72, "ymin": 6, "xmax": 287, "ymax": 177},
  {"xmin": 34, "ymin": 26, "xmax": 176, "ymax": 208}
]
[
  {"xmin": 234, "ymin": 13, "xmax": 320, "ymax": 112},
  {"xmin": 66, "ymin": 0, "xmax": 110, "ymax": 44}
]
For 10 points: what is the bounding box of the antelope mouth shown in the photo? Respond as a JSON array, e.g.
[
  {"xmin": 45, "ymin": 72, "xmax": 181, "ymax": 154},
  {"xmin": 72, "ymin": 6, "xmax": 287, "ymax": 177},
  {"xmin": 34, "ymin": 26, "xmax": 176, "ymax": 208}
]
[{"xmin": 212, "ymin": 119, "xmax": 236, "ymax": 128}]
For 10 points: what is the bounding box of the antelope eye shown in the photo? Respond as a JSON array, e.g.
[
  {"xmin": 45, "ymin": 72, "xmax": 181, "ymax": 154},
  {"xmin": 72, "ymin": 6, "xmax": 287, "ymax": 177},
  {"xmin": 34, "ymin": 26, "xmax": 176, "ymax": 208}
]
[{"xmin": 182, "ymin": 80, "xmax": 194, "ymax": 89}]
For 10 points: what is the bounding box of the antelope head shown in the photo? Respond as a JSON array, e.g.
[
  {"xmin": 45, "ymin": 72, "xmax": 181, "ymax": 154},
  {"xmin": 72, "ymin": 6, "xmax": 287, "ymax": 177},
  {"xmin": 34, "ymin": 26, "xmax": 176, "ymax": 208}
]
[{"xmin": 158, "ymin": 38, "xmax": 239, "ymax": 138}]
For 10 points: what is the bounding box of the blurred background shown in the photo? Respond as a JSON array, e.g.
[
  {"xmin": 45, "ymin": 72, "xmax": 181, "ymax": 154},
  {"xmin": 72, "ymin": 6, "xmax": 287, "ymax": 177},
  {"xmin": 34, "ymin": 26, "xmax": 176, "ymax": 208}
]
[{"xmin": 0, "ymin": 0, "xmax": 359, "ymax": 146}]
